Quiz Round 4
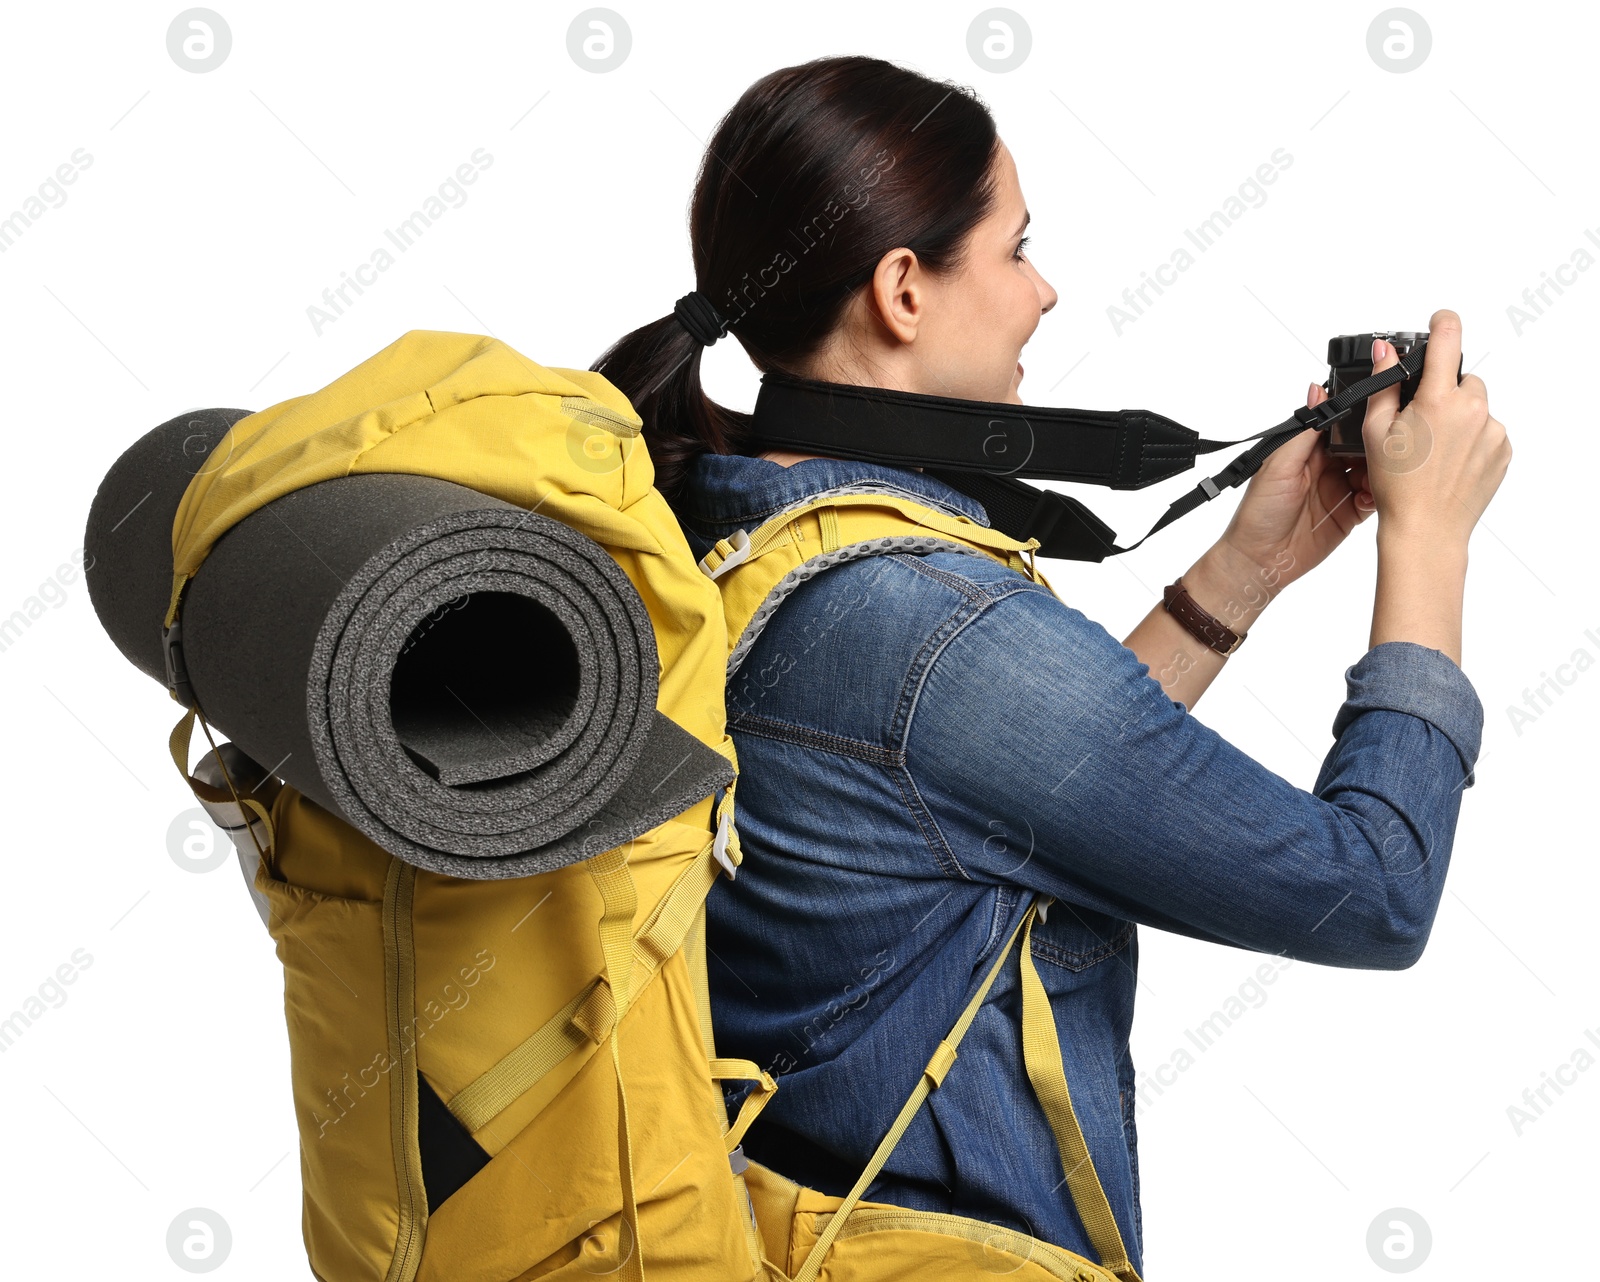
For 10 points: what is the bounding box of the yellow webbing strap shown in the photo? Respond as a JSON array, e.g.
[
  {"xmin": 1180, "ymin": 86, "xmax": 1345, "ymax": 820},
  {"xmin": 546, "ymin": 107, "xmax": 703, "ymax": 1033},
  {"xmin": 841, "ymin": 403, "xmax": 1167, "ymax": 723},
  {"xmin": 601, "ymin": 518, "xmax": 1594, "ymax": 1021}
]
[
  {"xmin": 587, "ymin": 843, "xmax": 645, "ymax": 1282},
  {"xmin": 685, "ymin": 903, "xmax": 718, "ymax": 1064},
  {"xmin": 1020, "ymin": 904, "xmax": 1143, "ymax": 1282},
  {"xmin": 790, "ymin": 903, "xmax": 1036, "ymax": 1282},
  {"xmin": 706, "ymin": 1059, "xmax": 778, "ymax": 1152},
  {"xmin": 816, "ymin": 506, "xmax": 841, "ymax": 554},
  {"xmin": 446, "ymin": 805, "xmax": 737, "ymax": 1133},
  {"xmin": 168, "ymin": 707, "xmax": 275, "ymax": 863},
  {"xmin": 450, "ymin": 980, "xmax": 602, "ymax": 1135}
]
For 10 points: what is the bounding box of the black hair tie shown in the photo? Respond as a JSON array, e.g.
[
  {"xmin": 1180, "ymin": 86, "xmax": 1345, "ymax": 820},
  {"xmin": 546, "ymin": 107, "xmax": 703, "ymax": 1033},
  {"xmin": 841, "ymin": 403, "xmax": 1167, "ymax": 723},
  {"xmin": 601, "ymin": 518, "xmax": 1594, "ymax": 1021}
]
[{"xmin": 673, "ymin": 291, "xmax": 730, "ymax": 347}]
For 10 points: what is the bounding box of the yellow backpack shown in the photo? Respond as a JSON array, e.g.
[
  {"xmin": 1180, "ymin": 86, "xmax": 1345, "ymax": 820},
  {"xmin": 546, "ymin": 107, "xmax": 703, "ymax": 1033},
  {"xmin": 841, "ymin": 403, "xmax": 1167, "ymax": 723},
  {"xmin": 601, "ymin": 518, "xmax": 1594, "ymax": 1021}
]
[{"xmin": 160, "ymin": 329, "xmax": 1142, "ymax": 1282}]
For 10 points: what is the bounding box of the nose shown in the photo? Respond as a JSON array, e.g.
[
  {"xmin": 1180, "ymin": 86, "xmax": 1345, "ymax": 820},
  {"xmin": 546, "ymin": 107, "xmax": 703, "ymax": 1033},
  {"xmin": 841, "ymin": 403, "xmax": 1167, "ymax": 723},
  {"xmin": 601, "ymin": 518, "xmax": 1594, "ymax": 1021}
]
[{"xmin": 1030, "ymin": 262, "xmax": 1056, "ymax": 315}]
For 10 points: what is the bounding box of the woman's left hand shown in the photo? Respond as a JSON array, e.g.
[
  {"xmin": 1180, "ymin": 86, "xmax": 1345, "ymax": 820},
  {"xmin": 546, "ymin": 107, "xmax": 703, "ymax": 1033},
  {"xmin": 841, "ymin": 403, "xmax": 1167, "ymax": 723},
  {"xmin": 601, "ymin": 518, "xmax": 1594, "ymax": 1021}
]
[{"xmin": 1218, "ymin": 382, "xmax": 1376, "ymax": 590}]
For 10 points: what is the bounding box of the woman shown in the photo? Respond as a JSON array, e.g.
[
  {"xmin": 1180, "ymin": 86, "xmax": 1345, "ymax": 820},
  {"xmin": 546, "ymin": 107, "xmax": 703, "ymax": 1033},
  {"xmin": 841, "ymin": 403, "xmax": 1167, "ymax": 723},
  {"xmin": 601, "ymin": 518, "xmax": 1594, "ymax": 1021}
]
[{"xmin": 592, "ymin": 55, "xmax": 1509, "ymax": 1274}]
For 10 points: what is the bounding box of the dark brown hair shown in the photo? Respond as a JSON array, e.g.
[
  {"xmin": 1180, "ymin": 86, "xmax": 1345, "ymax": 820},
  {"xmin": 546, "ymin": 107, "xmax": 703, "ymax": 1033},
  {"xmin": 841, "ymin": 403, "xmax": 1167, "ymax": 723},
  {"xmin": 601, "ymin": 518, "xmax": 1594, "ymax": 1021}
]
[{"xmin": 589, "ymin": 55, "xmax": 1001, "ymax": 508}]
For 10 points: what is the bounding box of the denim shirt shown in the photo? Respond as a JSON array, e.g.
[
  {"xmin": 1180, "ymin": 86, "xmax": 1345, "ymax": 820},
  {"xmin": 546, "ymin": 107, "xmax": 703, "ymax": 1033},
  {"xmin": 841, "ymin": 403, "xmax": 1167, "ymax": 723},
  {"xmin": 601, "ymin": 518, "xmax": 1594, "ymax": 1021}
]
[{"xmin": 676, "ymin": 451, "xmax": 1484, "ymax": 1275}]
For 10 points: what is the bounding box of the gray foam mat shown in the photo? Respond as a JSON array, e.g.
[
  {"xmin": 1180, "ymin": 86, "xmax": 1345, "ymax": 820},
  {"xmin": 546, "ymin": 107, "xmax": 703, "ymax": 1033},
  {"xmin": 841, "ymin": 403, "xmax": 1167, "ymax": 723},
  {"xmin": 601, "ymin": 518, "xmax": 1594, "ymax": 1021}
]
[{"xmin": 86, "ymin": 411, "xmax": 733, "ymax": 880}]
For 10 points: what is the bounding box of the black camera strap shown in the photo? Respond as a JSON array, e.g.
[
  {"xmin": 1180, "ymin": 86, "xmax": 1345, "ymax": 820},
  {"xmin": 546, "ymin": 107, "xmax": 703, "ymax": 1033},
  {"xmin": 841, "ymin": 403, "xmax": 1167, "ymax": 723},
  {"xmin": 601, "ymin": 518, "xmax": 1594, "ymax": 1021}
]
[{"xmin": 741, "ymin": 344, "xmax": 1428, "ymax": 561}]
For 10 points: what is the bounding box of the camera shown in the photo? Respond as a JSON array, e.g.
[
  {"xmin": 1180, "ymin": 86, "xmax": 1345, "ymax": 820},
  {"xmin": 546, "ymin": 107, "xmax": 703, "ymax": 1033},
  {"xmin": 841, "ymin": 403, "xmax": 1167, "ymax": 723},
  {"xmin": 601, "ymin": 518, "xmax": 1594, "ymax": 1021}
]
[{"xmin": 1321, "ymin": 331, "xmax": 1462, "ymax": 457}]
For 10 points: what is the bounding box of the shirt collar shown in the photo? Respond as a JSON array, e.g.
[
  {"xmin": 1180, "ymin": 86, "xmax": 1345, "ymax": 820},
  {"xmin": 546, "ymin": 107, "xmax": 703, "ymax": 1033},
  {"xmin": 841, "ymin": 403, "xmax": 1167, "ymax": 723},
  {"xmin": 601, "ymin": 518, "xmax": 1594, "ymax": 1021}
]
[{"xmin": 676, "ymin": 452, "xmax": 991, "ymax": 534}]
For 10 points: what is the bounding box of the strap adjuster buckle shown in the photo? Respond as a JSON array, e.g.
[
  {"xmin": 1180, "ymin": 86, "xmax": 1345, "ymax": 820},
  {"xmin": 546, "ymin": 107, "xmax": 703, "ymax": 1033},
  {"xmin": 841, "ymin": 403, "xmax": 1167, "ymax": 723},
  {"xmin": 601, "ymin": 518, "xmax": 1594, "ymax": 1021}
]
[
  {"xmin": 699, "ymin": 529, "xmax": 753, "ymax": 580},
  {"xmin": 1293, "ymin": 398, "xmax": 1349, "ymax": 429},
  {"xmin": 162, "ymin": 619, "xmax": 197, "ymax": 709},
  {"xmin": 712, "ymin": 806, "xmax": 737, "ymax": 880}
]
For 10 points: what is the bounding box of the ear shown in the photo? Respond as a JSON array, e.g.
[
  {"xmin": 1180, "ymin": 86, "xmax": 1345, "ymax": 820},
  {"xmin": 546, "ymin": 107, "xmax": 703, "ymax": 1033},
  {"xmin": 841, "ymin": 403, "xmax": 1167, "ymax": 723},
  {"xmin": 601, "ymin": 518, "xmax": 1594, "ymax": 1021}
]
[{"xmin": 868, "ymin": 247, "xmax": 925, "ymax": 345}]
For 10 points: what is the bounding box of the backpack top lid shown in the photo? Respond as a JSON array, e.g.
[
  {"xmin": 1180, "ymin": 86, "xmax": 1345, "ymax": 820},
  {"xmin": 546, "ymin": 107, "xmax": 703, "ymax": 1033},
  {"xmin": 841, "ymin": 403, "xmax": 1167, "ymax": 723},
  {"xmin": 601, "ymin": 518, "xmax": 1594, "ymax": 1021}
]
[{"xmin": 166, "ymin": 329, "xmax": 736, "ymax": 767}]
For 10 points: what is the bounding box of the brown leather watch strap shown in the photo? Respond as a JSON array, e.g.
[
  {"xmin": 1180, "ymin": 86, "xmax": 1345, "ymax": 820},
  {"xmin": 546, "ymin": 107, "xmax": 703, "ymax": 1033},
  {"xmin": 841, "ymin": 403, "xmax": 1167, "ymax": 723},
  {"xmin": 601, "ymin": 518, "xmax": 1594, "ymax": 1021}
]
[{"xmin": 1162, "ymin": 577, "xmax": 1245, "ymax": 656}]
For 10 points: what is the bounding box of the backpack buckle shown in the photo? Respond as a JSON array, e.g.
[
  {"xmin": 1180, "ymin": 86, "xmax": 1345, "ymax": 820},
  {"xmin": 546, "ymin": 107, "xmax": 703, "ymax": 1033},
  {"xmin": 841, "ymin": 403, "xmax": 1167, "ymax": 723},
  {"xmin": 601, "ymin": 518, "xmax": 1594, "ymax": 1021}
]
[
  {"xmin": 162, "ymin": 618, "xmax": 198, "ymax": 709},
  {"xmin": 699, "ymin": 529, "xmax": 752, "ymax": 580},
  {"xmin": 712, "ymin": 806, "xmax": 737, "ymax": 880}
]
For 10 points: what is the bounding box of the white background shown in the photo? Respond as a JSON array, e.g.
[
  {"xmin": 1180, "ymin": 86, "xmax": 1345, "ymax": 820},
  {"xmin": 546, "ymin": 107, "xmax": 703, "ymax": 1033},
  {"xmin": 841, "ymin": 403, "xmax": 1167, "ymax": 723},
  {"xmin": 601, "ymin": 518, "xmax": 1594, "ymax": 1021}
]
[{"xmin": 1, "ymin": 0, "xmax": 1593, "ymax": 1277}]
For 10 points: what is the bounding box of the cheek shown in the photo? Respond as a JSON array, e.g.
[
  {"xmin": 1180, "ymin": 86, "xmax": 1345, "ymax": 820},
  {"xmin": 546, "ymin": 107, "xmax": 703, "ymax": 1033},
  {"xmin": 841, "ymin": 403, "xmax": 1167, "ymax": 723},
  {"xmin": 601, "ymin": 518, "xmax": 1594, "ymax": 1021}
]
[
  {"xmin": 1009, "ymin": 272, "xmax": 1042, "ymax": 338},
  {"xmin": 978, "ymin": 268, "xmax": 1034, "ymax": 331}
]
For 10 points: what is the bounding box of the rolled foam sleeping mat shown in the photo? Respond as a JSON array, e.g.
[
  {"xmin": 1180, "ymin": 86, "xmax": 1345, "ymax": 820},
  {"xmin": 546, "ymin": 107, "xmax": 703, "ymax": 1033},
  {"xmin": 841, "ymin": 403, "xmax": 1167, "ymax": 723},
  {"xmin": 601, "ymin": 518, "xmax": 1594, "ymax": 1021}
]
[{"xmin": 85, "ymin": 410, "xmax": 734, "ymax": 880}]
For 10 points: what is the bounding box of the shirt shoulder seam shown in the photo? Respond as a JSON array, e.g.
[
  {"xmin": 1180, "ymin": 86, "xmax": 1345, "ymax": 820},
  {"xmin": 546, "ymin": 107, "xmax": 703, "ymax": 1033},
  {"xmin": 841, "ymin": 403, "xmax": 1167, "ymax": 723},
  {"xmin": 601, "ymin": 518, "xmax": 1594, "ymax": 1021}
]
[{"xmin": 892, "ymin": 576, "xmax": 1054, "ymax": 748}]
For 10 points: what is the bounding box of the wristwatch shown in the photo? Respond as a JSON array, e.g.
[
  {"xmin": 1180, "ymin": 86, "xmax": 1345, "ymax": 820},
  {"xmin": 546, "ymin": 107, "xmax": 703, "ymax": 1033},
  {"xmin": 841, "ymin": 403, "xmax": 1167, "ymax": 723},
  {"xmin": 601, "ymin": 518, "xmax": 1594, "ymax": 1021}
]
[{"xmin": 1162, "ymin": 577, "xmax": 1245, "ymax": 656}]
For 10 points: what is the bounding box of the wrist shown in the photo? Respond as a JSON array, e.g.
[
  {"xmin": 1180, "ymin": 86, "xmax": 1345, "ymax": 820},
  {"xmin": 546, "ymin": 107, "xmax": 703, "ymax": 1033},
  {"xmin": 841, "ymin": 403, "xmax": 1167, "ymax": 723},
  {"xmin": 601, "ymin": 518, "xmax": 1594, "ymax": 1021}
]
[
  {"xmin": 1185, "ymin": 542, "xmax": 1289, "ymax": 639},
  {"xmin": 1376, "ymin": 524, "xmax": 1469, "ymax": 570}
]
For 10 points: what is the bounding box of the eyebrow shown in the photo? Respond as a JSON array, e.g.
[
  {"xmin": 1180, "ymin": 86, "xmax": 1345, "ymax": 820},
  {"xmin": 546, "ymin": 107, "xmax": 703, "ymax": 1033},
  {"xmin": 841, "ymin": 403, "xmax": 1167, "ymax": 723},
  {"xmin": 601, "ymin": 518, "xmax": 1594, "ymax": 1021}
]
[{"xmin": 1013, "ymin": 210, "xmax": 1031, "ymax": 238}]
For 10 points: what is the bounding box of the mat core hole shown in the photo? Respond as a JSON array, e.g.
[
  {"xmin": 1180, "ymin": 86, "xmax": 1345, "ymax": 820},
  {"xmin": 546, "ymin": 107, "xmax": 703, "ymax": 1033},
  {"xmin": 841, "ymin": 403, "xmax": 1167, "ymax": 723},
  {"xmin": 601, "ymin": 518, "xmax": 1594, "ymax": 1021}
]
[{"xmin": 389, "ymin": 592, "xmax": 584, "ymax": 785}]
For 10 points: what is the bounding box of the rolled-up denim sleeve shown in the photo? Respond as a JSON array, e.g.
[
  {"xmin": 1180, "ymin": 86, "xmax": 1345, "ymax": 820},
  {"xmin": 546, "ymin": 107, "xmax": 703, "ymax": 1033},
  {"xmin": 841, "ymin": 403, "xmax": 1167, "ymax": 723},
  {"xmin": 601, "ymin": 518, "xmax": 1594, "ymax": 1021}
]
[
  {"xmin": 906, "ymin": 588, "xmax": 1485, "ymax": 969},
  {"xmin": 1332, "ymin": 640, "xmax": 1483, "ymax": 789}
]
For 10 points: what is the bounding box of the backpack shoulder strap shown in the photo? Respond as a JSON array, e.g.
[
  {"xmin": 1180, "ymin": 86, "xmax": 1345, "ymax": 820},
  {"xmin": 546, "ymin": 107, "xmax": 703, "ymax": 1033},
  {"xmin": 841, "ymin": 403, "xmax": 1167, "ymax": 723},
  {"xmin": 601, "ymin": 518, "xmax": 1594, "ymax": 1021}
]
[
  {"xmin": 699, "ymin": 488, "xmax": 1039, "ymax": 578},
  {"xmin": 787, "ymin": 897, "xmax": 1143, "ymax": 1282},
  {"xmin": 699, "ymin": 491, "xmax": 1135, "ymax": 1277},
  {"xmin": 700, "ymin": 488, "xmax": 1052, "ymax": 682},
  {"xmin": 788, "ymin": 903, "xmax": 1034, "ymax": 1282}
]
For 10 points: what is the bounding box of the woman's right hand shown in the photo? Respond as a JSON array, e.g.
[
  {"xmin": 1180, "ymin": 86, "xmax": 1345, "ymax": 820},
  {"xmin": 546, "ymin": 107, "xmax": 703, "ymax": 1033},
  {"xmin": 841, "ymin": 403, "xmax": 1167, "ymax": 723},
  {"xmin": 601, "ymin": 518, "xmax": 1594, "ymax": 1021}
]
[{"xmin": 1361, "ymin": 309, "xmax": 1511, "ymax": 548}]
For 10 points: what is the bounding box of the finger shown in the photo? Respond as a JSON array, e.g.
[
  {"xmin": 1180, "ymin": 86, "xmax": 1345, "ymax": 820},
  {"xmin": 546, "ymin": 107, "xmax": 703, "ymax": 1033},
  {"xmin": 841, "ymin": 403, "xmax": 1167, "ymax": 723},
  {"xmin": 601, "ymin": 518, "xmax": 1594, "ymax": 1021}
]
[
  {"xmin": 1267, "ymin": 425, "xmax": 1323, "ymax": 476},
  {"xmin": 1458, "ymin": 372, "xmax": 1488, "ymax": 404},
  {"xmin": 1313, "ymin": 451, "xmax": 1366, "ymax": 532},
  {"xmin": 1363, "ymin": 336, "xmax": 1402, "ymax": 446},
  {"xmin": 1345, "ymin": 457, "xmax": 1374, "ymax": 512},
  {"xmin": 1419, "ymin": 308, "xmax": 1463, "ymax": 400},
  {"xmin": 1264, "ymin": 384, "xmax": 1332, "ymax": 482},
  {"xmin": 1487, "ymin": 413, "xmax": 1512, "ymax": 466}
]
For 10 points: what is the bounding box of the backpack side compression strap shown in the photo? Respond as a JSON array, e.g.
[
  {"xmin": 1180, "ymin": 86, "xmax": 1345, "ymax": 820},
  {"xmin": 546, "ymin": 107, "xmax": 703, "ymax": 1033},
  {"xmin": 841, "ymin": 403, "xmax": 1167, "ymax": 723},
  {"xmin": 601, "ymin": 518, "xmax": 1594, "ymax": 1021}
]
[
  {"xmin": 587, "ymin": 843, "xmax": 645, "ymax": 1282},
  {"xmin": 443, "ymin": 782, "xmax": 743, "ymax": 1136}
]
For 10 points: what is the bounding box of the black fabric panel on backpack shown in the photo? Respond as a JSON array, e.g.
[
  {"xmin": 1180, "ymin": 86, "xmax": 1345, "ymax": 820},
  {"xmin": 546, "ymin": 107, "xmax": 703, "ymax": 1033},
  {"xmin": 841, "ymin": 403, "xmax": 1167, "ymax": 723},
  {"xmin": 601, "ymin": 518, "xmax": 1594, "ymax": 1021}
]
[{"xmin": 417, "ymin": 1070, "xmax": 491, "ymax": 1212}]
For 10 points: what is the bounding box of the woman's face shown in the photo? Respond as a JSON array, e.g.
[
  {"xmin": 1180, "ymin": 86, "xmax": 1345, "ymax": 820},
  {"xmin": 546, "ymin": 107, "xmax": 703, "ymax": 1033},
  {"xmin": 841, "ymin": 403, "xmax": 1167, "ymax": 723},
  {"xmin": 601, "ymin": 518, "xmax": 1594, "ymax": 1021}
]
[
  {"xmin": 804, "ymin": 137, "xmax": 1058, "ymax": 407},
  {"xmin": 920, "ymin": 138, "xmax": 1058, "ymax": 405}
]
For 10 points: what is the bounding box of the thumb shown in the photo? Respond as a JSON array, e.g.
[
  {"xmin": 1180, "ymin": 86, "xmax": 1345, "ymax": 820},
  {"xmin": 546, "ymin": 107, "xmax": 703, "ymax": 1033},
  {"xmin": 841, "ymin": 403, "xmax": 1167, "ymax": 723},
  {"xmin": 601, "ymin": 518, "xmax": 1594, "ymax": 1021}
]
[
  {"xmin": 1266, "ymin": 382, "xmax": 1330, "ymax": 472},
  {"xmin": 1260, "ymin": 423, "xmax": 1322, "ymax": 477},
  {"xmin": 1249, "ymin": 383, "xmax": 1326, "ymax": 485},
  {"xmin": 1349, "ymin": 458, "xmax": 1376, "ymax": 516}
]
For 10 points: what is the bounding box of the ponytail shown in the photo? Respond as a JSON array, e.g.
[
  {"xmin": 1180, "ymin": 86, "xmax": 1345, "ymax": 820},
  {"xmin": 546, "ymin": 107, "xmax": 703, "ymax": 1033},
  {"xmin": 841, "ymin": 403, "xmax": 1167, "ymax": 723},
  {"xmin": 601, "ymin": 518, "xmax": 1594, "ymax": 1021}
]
[{"xmin": 590, "ymin": 310, "xmax": 749, "ymax": 509}]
